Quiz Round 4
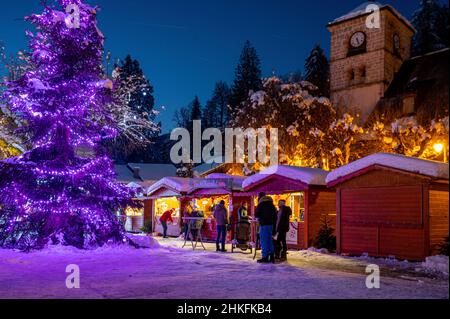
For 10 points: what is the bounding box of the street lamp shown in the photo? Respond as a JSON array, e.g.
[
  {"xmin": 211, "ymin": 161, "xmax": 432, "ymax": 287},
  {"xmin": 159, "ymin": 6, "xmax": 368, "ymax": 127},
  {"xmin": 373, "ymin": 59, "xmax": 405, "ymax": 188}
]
[{"xmin": 434, "ymin": 143, "xmax": 447, "ymax": 162}]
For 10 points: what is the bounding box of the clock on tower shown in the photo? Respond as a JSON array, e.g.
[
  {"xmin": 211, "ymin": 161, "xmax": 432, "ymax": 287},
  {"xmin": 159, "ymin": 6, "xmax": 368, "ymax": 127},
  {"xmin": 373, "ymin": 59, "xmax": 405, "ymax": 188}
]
[{"xmin": 327, "ymin": 3, "xmax": 415, "ymax": 123}]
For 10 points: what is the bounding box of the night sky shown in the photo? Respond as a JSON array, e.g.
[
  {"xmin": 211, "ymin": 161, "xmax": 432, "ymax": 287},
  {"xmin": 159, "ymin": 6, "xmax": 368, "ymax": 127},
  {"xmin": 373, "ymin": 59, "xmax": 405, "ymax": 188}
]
[{"xmin": 0, "ymin": 1, "xmax": 431, "ymax": 132}]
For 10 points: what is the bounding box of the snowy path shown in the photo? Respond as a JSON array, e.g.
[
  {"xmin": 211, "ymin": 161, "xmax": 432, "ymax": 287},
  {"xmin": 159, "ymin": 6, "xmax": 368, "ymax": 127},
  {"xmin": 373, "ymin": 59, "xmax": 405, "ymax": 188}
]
[{"xmin": 0, "ymin": 237, "xmax": 447, "ymax": 299}]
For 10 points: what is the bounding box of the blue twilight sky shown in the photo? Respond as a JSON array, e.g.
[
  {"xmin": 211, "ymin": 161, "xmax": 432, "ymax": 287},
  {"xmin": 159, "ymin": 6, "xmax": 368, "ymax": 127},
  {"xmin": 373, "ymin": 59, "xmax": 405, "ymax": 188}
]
[{"xmin": 0, "ymin": 0, "xmax": 432, "ymax": 133}]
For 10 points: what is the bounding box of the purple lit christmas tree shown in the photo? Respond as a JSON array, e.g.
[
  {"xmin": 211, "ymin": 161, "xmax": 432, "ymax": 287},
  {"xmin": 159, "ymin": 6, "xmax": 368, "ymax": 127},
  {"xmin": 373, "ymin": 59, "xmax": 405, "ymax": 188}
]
[{"xmin": 0, "ymin": 0, "xmax": 135, "ymax": 250}]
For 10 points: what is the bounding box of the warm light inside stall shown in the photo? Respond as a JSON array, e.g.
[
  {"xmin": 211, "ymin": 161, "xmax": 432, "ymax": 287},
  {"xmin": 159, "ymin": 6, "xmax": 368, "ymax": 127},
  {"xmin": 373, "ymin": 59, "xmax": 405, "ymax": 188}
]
[
  {"xmin": 192, "ymin": 196, "xmax": 230, "ymax": 219},
  {"xmin": 254, "ymin": 192, "xmax": 305, "ymax": 222},
  {"xmin": 125, "ymin": 207, "xmax": 143, "ymax": 217},
  {"xmin": 154, "ymin": 197, "xmax": 180, "ymax": 218}
]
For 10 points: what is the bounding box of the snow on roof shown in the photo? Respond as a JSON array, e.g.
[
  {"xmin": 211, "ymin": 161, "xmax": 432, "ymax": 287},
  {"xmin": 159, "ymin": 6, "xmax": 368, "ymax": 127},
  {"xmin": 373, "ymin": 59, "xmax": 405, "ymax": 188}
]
[
  {"xmin": 147, "ymin": 177, "xmax": 200, "ymax": 195},
  {"xmin": 326, "ymin": 153, "xmax": 449, "ymax": 185},
  {"xmin": 205, "ymin": 173, "xmax": 246, "ymax": 190},
  {"xmin": 243, "ymin": 165, "xmax": 329, "ymax": 190},
  {"xmin": 329, "ymin": 2, "xmax": 415, "ymax": 31},
  {"xmin": 147, "ymin": 176, "xmax": 234, "ymax": 196}
]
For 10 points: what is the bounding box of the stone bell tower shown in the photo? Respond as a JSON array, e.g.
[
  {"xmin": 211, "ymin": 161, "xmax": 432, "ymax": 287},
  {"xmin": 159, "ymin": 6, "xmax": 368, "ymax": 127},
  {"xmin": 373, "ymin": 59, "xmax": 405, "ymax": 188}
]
[{"xmin": 327, "ymin": 2, "xmax": 415, "ymax": 122}]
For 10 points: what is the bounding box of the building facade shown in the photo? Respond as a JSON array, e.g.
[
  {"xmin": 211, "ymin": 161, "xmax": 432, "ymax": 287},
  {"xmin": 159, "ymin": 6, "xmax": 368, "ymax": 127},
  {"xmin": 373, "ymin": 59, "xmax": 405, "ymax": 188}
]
[{"xmin": 328, "ymin": 3, "xmax": 416, "ymax": 122}]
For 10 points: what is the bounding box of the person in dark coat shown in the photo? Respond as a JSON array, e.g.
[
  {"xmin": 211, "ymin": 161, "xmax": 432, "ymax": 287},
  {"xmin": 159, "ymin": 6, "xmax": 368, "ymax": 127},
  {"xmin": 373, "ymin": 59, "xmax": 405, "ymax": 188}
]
[
  {"xmin": 274, "ymin": 200, "xmax": 292, "ymax": 261},
  {"xmin": 237, "ymin": 202, "xmax": 249, "ymax": 221},
  {"xmin": 190, "ymin": 209, "xmax": 204, "ymax": 240},
  {"xmin": 255, "ymin": 192, "xmax": 277, "ymax": 263},
  {"xmin": 183, "ymin": 202, "xmax": 194, "ymax": 240},
  {"xmin": 213, "ymin": 200, "xmax": 229, "ymax": 252}
]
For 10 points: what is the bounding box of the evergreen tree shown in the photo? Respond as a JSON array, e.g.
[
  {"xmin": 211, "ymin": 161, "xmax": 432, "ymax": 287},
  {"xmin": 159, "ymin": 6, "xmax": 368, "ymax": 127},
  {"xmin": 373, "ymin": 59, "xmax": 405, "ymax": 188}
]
[
  {"xmin": 203, "ymin": 81, "xmax": 230, "ymax": 130},
  {"xmin": 412, "ymin": 0, "xmax": 449, "ymax": 56},
  {"xmin": 314, "ymin": 216, "xmax": 336, "ymax": 252},
  {"xmin": 190, "ymin": 96, "xmax": 202, "ymax": 124},
  {"xmin": 229, "ymin": 41, "xmax": 262, "ymax": 120},
  {"xmin": 0, "ymin": 0, "xmax": 134, "ymax": 250},
  {"xmin": 117, "ymin": 55, "xmax": 155, "ymax": 118},
  {"xmin": 173, "ymin": 105, "xmax": 191, "ymax": 129},
  {"xmin": 202, "ymin": 100, "xmax": 217, "ymax": 129},
  {"xmin": 109, "ymin": 55, "xmax": 160, "ymax": 163},
  {"xmin": 304, "ymin": 44, "xmax": 330, "ymax": 97}
]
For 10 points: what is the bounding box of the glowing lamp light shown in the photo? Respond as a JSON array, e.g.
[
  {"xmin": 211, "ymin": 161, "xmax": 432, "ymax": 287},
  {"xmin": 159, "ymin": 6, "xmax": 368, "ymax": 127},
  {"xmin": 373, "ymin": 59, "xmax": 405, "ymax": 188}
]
[{"xmin": 434, "ymin": 143, "xmax": 444, "ymax": 154}]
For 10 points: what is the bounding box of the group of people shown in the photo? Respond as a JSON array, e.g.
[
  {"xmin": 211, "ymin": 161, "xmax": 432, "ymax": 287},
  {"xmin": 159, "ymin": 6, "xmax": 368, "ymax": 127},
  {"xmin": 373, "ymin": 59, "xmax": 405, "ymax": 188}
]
[
  {"xmin": 255, "ymin": 192, "xmax": 292, "ymax": 263},
  {"xmin": 158, "ymin": 193, "xmax": 292, "ymax": 263}
]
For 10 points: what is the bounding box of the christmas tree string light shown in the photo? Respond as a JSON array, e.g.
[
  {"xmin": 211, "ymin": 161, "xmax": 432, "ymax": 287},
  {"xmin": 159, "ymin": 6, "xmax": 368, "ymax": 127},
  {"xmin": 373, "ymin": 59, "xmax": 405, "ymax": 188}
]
[{"xmin": 0, "ymin": 0, "xmax": 136, "ymax": 250}]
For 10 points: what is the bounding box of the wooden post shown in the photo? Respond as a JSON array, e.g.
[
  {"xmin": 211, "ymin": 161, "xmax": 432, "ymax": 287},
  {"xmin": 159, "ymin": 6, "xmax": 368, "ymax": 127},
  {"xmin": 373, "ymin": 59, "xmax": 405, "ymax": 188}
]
[
  {"xmin": 304, "ymin": 191, "xmax": 309, "ymax": 248},
  {"xmin": 336, "ymin": 189, "xmax": 342, "ymax": 255},
  {"xmin": 250, "ymin": 196, "xmax": 255, "ymax": 243},
  {"xmin": 422, "ymin": 183, "xmax": 430, "ymax": 259}
]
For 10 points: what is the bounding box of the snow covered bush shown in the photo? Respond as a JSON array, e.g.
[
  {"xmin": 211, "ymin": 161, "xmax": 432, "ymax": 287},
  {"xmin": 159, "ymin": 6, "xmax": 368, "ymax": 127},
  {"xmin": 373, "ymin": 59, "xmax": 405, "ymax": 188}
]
[
  {"xmin": 371, "ymin": 116, "xmax": 449, "ymax": 162},
  {"xmin": 230, "ymin": 76, "xmax": 339, "ymax": 170}
]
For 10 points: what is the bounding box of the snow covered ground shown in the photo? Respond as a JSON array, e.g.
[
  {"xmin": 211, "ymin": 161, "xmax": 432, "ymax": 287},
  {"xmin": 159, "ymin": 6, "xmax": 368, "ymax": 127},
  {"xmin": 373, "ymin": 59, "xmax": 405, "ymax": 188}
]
[{"xmin": 0, "ymin": 236, "xmax": 447, "ymax": 299}]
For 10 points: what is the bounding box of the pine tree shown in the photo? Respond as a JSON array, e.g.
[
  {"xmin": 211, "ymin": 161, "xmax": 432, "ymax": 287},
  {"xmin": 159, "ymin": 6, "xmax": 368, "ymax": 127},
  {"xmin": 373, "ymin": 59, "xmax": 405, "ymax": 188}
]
[
  {"xmin": 0, "ymin": 0, "xmax": 135, "ymax": 250},
  {"xmin": 189, "ymin": 96, "xmax": 202, "ymax": 129},
  {"xmin": 202, "ymin": 81, "xmax": 230, "ymax": 130},
  {"xmin": 412, "ymin": 0, "xmax": 449, "ymax": 56},
  {"xmin": 229, "ymin": 41, "xmax": 262, "ymax": 120},
  {"xmin": 106, "ymin": 62, "xmax": 160, "ymax": 163},
  {"xmin": 110, "ymin": 55, "xmax": 160, "ymax": 163},
  {"xmin": 117, "ymin": 55, "xmax": 155, "ymax": 118},
  {"xmin": 314, "ymin": 216, "xmax": 336, "ymax": 252},
  {"xmin": 173, "ymin": 105, "xmax": 191, "ymax": 129},
  {"xmin": 304, "ymin": 44, "xmax": 330, "ymax": 97}
]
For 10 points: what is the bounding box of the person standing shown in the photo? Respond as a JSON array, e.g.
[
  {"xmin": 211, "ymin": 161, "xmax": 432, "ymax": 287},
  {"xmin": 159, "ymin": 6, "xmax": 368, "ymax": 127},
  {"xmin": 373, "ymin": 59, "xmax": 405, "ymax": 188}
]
[
  {"xmin": 274, "ymin": 200, "xmax": 292, "ymax": 261},
  {"xmin": 160, "ymin": 208, "xmax": 175, "ymax": 238},
  {"xmin": 237, "ymin": 202, "xmax": 249, "ymax": 221},
  {"xmin": 255, "ymin": 192, "xmax": 277, "ymax": 263},
  {"xmin": 190, "ymin": 208, "xmax": 204, "ymax": 240},
  {"xmin": 213, "ymin": 200, "xmax": 229, "ymax": 252},
  {"xmin": 183, "ymin": 202, "xmax": 193, "ymax": 240}
]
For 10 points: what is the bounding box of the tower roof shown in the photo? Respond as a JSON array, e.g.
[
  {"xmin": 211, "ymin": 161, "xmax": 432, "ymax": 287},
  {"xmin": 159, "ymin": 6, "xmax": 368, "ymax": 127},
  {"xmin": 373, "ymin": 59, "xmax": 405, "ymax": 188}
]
[{"xmin": 328, "ymin": 2, "xmax": 415, "ymax": 32}]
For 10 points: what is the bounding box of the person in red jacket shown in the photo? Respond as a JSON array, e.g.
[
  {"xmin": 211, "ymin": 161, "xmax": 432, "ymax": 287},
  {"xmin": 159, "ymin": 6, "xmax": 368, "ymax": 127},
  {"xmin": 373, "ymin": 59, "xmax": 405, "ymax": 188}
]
[{"xmin": 160, "ymin": 208, "xmax": 175, "ymax": 238}]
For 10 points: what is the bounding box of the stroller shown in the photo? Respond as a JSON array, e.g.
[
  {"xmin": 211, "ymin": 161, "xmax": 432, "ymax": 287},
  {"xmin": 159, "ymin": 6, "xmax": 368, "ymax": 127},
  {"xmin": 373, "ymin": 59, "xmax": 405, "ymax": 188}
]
[{"xmin": 231, "ymin": 218, "xmax": 253, "ymax": 254}]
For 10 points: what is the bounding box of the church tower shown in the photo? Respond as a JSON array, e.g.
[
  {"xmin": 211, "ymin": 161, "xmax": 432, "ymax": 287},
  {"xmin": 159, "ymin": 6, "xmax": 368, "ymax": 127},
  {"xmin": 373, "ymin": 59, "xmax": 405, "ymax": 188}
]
[{"xmin": 328, "ymin": 2, "xmax": 415, "ymax": 122}]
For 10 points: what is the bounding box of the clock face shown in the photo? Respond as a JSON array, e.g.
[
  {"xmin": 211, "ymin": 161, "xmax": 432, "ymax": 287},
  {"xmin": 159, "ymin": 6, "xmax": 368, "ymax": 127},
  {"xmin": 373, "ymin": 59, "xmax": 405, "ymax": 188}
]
[
  {"xmin": 350, "ymin": 32, "xmax": 366, "ymax": 48},
  {"xmin": 393, "ymin": 34, "xmax": 400, "ymax": 50}
]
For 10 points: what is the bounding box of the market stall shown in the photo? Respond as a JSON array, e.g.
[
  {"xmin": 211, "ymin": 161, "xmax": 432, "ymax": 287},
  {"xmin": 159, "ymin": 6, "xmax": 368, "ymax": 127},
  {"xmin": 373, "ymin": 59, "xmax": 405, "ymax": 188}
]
[
  {"xmin": 123, "ymin": 206, "xmax": 145, "ymax": 233},
  {"xmin": 147, "ymin": 177, "xmax": 197, "ymax": 237},
  {"xmin": 153, "ymin": 196, "xmax": 182, "ymax": 237},
  {"xmin": 187, "ymin": 174, "xmax": 239, "ymax": 242},
  {"xmin": 327, "ymin": 153, "xmax": 449, "ymax": 261},
  {"xmin": 242, "ymin": 165, "xmax": 336, "ymax": 250}
]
